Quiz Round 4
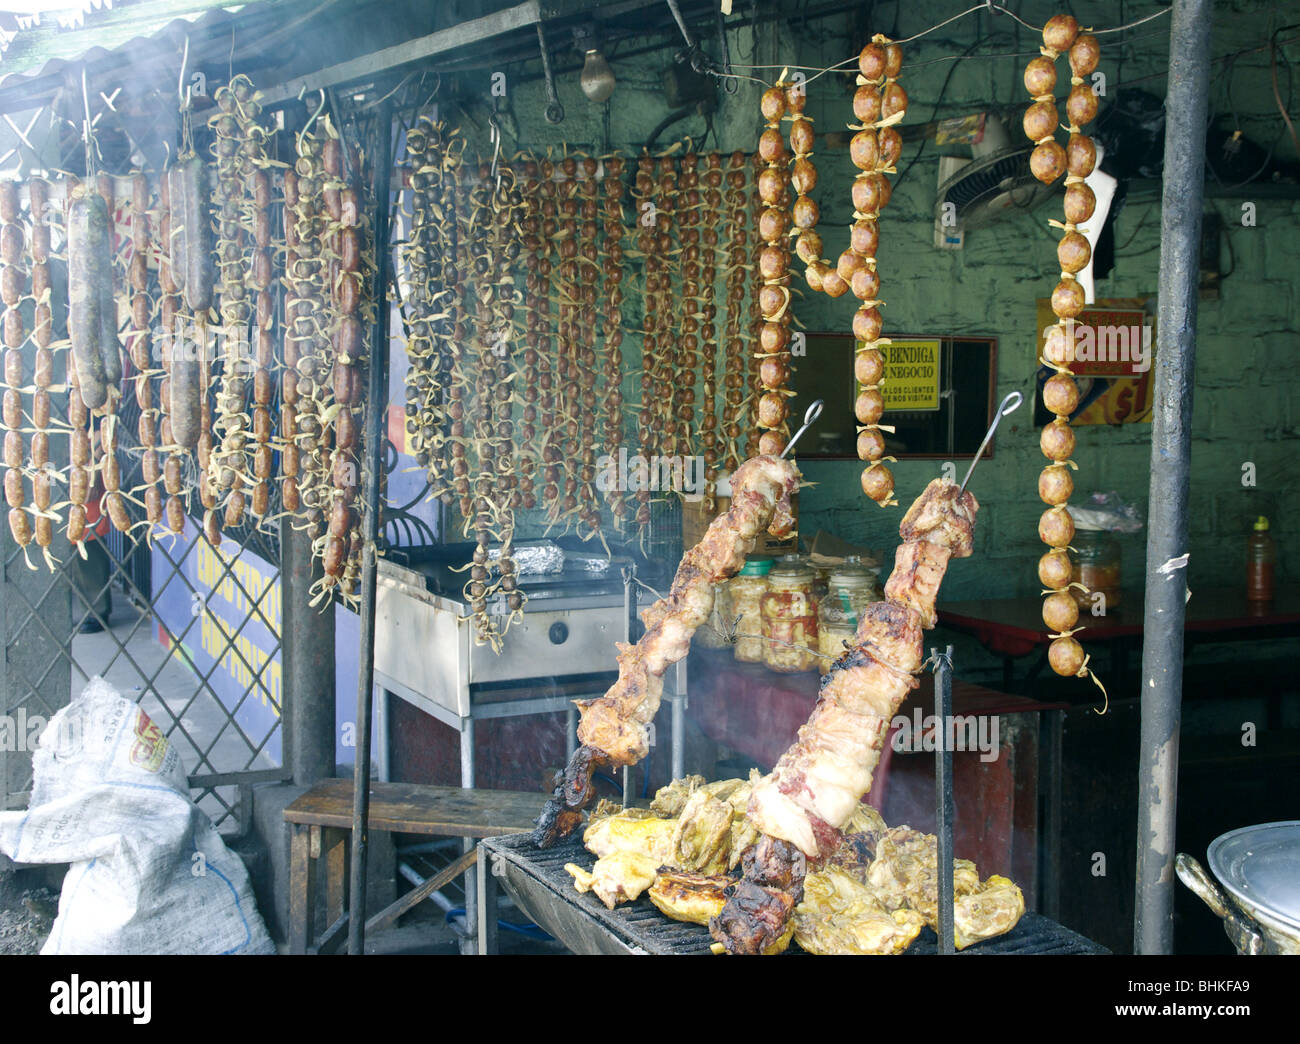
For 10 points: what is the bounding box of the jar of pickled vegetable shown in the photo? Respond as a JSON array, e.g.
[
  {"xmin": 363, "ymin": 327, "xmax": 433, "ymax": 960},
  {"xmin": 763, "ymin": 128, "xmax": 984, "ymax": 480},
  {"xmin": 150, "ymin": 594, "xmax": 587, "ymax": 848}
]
[
  {"xmin": 818, "ymin": 556, "xmax": 878, "ymax": 659},
  {"xmin": 729, "ymin": 558, "xmax": 772, "ymax": 663},
  {"xmin": 697, "ymin": 582, "xmax": 733, "ymax": 649},
  {"xmin": 761, "ymin": 555, "xmax": 820, "ymax": 673},
  {"xmin": 1070, "ymin": 529, "xmax": 1122, "ymax": 610}
]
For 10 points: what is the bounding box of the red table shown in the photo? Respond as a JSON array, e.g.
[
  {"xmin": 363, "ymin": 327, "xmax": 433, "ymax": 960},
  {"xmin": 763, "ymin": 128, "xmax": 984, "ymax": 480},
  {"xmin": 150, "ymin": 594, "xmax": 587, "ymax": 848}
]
[
  {"xmin": 938, "ymin": 586, "xmax": 1300, "ymax": 694},
  {"xmin": 684, "ymin": 649, "xmax": 1065, "ymax": 908}
]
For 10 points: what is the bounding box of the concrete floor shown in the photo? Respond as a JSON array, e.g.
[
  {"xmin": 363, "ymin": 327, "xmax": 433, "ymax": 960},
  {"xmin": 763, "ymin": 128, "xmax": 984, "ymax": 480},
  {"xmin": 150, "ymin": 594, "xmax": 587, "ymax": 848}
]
[{"xmin": 69, "ymin": 597, "xmax": 279, "ymax": 828}]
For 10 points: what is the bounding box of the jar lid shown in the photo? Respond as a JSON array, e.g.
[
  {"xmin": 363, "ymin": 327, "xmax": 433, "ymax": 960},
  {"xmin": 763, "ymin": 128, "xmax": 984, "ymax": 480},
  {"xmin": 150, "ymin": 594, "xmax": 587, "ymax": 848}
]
[
  {"xmin": 829, "ymin": 555, "xmax": 870, "ymax": 581},
  {"xmin": 1255, "ymin": 516, "xmax": 1270, "ymax": 531},
  {"xmin": 738, "ymin": 557, "xmax": 773, "ymax": 577},
  {"xmin": 769, "ymin": 553, "xmax": 814, "ymax": 580}
]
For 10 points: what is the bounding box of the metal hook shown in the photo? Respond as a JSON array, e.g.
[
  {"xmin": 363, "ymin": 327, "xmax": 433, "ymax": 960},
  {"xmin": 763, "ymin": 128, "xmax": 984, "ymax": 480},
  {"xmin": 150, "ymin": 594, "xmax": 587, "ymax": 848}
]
[
  {"xmin": 958, "ymin": 391, "xmax": 1022, "ymax": 493},
  {"xmin": 297, "ymin": 89, "xmax": 326, "ymax": 152},
  {"xmin": 488, "ymin": 114, "xmax": 502, "ymax": 188},
  {"xmin": 80, "ymin": 67, "xmax": 96, "ymax": 176},
  {"xmin": 780, "ymin": 398, "xmax": 824, "ymax": 459},
  {"xmin": 177, "ymin": 37, "xmax": 190, "ymax": 106}
]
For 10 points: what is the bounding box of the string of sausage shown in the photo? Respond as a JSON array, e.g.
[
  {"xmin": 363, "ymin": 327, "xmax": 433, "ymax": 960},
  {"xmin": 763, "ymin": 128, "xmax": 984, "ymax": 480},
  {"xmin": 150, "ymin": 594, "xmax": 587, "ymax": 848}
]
[
  {"xmin": 631, "ymin": 154, "xmax": 656, "ymax": 543},
  {"xmin": 209, "ymin": 81, "xmax": 253, "ymax": 537},
  {"xmin": 402, "ymin": 117, "xmax": 457, "ymax": 504},
  {"xmin": 535, "ymin": 158, "xmax": 561, "ymax": 522},
  {"xmin": 754, "ymin": 92, "xmax": 793, "ymax": 458},
  {"xmin": 519, "ymin": 157, "xmax": 550, "ymax": 514},
  {"xmin": 676, "ymin": 152, "xmax": 702, "ymax": 485},
  {"xmin": 697, "ymin": 152, "xmax": 722, "ymax": 514},
  {"xmin": 1, "ymin": 181, "xmax": 35, "ymax": 559},
  {"xmin": 721, "ymin": 151, "xmax": 750, "ymax": 475},
  {"xmin": 157, "ymin": 173, "xmax": 188, "ymax": 535},
  {"xmin": 238, "ymin": 79, "xmax": 277, "ymax": 529},
  {"xmin": 552, "ymin": 158, "xmax": 581, "ymax": 528},
  {"xmin": 127, "ymin": 173, "xmax": 164, "ymax": 530},
  {"xmin": 574, "ymin": 157, "xmax": 602, "ymax": 543},
  {"xmin": 288, "ymin": 124, "xmax": 335, "ymax": 576},
  {"xmin": 94, "ymin": 175, "xmax": 131, "ymax": 537},
  {"xmin": 745, "ymin": 151, "xmax": 764, "ymax": 460},
  {"xmin": 1023, "ymin": 15, "xmax": 1107, "ymax": 696},
  {"xmin": 599, "ymin": 155, "xmax": 628, "ymax": 532},
  {"xmin": 323, "ymin": 131, "xmax": 370, "ymax": 603}
]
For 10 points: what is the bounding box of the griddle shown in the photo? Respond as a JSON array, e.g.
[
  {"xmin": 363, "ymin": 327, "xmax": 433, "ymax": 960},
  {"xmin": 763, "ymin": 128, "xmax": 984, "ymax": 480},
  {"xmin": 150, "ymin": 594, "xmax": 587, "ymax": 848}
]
[{"xmin": 480, "ymin": 832, "xmax": 1109, "ymax": 955}]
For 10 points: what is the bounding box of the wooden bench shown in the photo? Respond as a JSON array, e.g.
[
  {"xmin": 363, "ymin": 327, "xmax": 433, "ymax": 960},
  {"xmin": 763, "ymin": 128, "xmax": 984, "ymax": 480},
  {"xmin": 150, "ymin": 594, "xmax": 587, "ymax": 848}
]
[{"xmin": 283, "ymin": 778, "xmax": 545, "ymax": 954}]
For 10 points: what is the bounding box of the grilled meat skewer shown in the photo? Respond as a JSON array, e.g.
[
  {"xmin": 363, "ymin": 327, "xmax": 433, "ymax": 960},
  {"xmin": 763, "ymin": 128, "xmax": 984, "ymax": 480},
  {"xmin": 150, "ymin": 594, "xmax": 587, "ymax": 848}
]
[
  {"xmin": 710, "ymin": 478, "xmax": 978, "ymax": 954},
  {"xmin": 532, "ymin": 454, "xmax": 800, "ymax": 847}
]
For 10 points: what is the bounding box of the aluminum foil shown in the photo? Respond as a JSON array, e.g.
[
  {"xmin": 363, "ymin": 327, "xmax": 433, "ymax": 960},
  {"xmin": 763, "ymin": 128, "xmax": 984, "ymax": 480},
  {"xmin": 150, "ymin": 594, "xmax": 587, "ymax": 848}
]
[{"xmin": 487, "ymin": 540, "xmax": 564, "ymax": 576}]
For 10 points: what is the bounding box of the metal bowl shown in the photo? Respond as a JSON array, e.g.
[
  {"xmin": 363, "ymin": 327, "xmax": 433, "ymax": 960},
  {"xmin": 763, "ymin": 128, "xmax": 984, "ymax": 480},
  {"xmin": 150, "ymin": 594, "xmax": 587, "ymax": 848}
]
[{"xmin": 1178, "ymin": 821, "xmax": 1300, "ymax": 955}]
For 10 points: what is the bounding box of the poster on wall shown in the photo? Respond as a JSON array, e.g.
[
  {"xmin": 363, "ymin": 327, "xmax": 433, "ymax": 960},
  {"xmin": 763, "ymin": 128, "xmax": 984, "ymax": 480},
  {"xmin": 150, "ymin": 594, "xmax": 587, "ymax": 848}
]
[
  {"xmin": 151, "ymin": 520, "xmax": 370, "ymax": 769},
  {"xmin": 151, "ymin": 518, "xmax": 284, "ymax": 766},
  {"xmin": 881, "ymin": 339, "xmax": 942, "ymax": 412},
  {"xmin": 1034, "ymin": 297, "xmax": 1155, "ymax": 426}
]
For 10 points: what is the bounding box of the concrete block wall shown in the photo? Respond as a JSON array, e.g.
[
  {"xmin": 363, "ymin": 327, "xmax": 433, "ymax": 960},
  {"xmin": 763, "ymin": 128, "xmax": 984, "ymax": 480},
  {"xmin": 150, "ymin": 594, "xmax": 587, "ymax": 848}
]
[{"xmin": 450, "ymin": 0, "xmax": 1298, "ymax": 607}]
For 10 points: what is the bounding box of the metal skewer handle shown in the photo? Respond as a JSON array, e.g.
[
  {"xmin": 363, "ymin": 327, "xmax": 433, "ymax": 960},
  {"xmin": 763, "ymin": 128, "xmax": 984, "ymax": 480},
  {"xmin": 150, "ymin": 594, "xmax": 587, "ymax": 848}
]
[
  {"xmin": 780, "ymin": 399, "xmax": 825, "ymax": 459},
  {"xmin": 958, "ymin": 391, "xmax": 1022, "ymax": 493}
]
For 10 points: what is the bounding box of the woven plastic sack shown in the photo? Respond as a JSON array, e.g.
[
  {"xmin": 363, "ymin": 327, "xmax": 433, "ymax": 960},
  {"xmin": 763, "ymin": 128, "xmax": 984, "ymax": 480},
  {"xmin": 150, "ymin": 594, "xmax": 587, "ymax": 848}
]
[{"xmin": 0, "ymin": 677, "xmax": 273, "ymax": 954}]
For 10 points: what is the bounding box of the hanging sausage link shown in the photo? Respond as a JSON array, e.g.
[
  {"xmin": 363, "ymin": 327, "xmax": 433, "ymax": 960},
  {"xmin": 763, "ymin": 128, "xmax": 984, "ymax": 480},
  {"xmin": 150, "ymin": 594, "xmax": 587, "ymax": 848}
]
[
  {"xmin": 631, "ymin": 154, "xmax": 656, "ymax": 542},
  {"xmin": 696, "ymin": 153, "xmax": 722, "ymax": 512},
  {"xmin": 517, "ymin": 157, "xmax": 544, "ymax": 512},
  {"xmin": 849, "ymin": 36, "xmax": 906, "ymax": 508},
  {"xmin": 28, "ymin": 179, "xmax": 61, "ymax": 559},
  {"xmin": 720, "ymin": 151, "xmax": 750, "ymax": 475},
  {"xmin": 755, "ymin": 85, "xmax": 794, "ymax": 458},
  {"xmin": 1024, "ymin": 14, "xmax": 1106, "ymax": 695},
  {"xmin": 1, "ymin": 181, "xmax": 32, "ymax": 554},
  {"xmin": 209, "ymin": 81, "xmax": 252, "ymax": 535},
  {"xmin": 402, "ymin": 118, "xmax": 456, "ymax": 503},
  {"xmin": 574, "ymin": 156, "xmax": 602, "ymax": 541},
  {"xmin": 599, "ymin": 154, "xmax": 628, "ymax": 531}
]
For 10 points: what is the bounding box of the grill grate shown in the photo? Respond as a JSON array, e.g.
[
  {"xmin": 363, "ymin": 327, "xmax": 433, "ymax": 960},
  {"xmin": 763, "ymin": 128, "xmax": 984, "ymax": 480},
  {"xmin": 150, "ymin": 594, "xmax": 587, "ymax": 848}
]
[{"xmin": 482, "ymin": 832, "xmax": 1108, "ymax": 955}]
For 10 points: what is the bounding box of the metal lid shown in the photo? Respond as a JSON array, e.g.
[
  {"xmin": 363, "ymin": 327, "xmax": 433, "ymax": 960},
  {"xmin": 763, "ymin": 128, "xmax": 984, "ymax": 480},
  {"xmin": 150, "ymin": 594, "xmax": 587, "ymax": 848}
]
[
  {"xmin": 738, "ymin": 557, "xmax": 773, "ymax": 577},
  {"xmin": 829, "ymin": 555, "xmax": 871, "ymax": 582},
  {"xmin": 768, "ymin": 553, "xmax": 814, "ymax": 581}
]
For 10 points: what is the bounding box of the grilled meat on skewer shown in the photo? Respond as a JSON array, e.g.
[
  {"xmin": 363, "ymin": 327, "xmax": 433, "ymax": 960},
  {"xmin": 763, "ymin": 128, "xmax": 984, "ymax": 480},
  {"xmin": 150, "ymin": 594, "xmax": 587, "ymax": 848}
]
[
  {"xmin": 532, "ymin": 454, "xmax": 800, "ymax": 847},
  {"xmin": 711, "ymin": 478, "xmax": 978, "ymax": 953}
]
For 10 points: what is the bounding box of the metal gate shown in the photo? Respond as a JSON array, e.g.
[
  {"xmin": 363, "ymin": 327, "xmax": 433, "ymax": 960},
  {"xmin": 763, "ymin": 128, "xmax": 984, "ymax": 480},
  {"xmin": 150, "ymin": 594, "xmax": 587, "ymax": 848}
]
[{"xmin": 2, "ymin": 466, "xmax": 287, "ymax": 833}]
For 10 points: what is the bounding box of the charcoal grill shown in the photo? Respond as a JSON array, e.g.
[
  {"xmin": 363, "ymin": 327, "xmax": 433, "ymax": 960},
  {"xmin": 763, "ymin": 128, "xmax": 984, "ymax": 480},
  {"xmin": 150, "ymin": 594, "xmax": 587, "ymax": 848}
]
[{"xmin": 476, "ymin": 832, "xmax": 1109, "ymax": 955}]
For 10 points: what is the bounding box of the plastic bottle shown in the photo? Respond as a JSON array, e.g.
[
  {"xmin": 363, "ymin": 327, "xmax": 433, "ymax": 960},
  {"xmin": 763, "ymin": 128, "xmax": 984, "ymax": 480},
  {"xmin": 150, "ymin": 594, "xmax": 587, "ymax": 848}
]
[{"xmin": 1246, "ymin": 516, "xmax": 1275, "ymax": 602}]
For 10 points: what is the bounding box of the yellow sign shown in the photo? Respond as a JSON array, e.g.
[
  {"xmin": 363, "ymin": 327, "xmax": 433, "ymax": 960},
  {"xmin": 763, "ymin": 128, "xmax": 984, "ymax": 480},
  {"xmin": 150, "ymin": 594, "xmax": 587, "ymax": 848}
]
[{"xmin": 880, "ymin": 339, "xmax": 941, "ymax": 411}]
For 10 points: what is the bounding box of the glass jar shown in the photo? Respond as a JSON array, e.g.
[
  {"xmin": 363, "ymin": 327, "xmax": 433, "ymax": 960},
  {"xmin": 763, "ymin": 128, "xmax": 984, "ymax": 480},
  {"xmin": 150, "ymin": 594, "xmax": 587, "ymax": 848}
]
[
  {"xmin": 1070, "ymin": 529, "xmax": 1122, "ymax": 610},
  {"xmin": 728, "ymin": 558, "xmax": 772, "ymax": 663},
  {"xmin": 818, "ymin": 556, "xmax": 878, "ymax": 659},
  {"xmin": 697, "ymin": 582, "xmax": 732, "ymax": 649},
  {"xmin": 761, "ymin": 555, "xmax": 820, "ymax": 673}
]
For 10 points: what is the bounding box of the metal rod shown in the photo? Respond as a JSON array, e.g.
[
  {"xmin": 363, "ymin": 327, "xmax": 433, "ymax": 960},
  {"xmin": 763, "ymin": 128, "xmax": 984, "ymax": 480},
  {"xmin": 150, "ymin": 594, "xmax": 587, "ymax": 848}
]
[
  {"xmin": 958, "ymin": 391, "xmax": 1022, "ymax": 493},
  {"xmin": 348, "ymin": 102, "xmax": 395, "ymax": 956},
  {"xmin": 282, "ymin": 516, "xmax": 336, "ymax": 787},
  {"xmin": 779, "ymin": 398, "xmax": 824, "ymax": 458},
  {"xmin": 933, "ymin": 645, "xmax": 955, "ymax": 955},
  {"xmin": 665, "ymin": 0, "xmax": 698, "ymax": 50},
  {"xmin": 536, "ymin": 23, "xmax": 564, "ymax": 124},
  {"xmin": 1135, "ymin": 0, "xmax": 1212, "ymax": 957}
]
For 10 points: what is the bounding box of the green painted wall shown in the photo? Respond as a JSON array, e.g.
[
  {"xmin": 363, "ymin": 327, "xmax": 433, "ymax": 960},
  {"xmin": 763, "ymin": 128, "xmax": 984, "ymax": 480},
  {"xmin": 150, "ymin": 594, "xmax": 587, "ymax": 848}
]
[{"xmin": 452, "ymin": 0, "xmax": 1298, "ymax": 616}]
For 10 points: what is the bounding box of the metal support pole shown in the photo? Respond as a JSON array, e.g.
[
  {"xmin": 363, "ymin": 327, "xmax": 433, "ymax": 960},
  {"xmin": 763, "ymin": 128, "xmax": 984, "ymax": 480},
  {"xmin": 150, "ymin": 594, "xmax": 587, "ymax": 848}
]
[
  {"xmin": 347, "ymin": 102, "xmax": 394, "ymax": 956},
  {"xmin": 1135, "ymin": 0, "xmax": 1212, "ymax": 956},
  {"xmin": 933, "ymin": 645, "xmax": 955, "ymax": 955},
  {"xmin": 281, "ymin": 518, "xmax": 335, "ymax": 786}
]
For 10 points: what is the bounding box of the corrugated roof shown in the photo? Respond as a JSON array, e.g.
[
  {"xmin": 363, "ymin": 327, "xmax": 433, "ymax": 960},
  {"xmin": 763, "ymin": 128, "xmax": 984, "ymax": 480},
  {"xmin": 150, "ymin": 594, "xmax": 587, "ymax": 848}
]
[{"xmin": 0, "ymin": 0, "xmax": 329, "ymax": 112}]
